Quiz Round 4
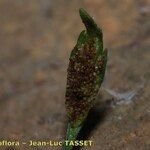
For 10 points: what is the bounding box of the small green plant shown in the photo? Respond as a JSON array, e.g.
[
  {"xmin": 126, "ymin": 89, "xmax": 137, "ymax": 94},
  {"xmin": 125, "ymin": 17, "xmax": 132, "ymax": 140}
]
[{"xmin": 64, "ymin": 8, "xmax": 108, "ymax": 150}]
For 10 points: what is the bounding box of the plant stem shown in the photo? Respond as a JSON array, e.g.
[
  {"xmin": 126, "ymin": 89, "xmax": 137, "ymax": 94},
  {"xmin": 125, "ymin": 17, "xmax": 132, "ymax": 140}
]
[{"xmin": 63, "ymin": 123, "xmax": 82, "ymax": 150}]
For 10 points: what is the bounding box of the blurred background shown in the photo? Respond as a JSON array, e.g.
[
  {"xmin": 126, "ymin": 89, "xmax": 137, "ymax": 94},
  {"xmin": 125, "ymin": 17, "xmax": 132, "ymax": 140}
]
[{"xmin": 0, "ymin": 0, "xmax": 149, "ymax": 150}]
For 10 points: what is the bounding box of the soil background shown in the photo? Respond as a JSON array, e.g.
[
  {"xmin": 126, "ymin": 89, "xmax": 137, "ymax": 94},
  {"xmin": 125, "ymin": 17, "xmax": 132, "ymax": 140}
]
[{"xmin": 0, "ymin": 0, "xmax": 149, "ymax": 150}]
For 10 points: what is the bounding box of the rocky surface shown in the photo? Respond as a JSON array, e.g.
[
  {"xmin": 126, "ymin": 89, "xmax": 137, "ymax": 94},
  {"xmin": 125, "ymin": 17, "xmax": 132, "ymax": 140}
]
[{"xmin": 0, "ymin": 0, "xmax": 149, "ymax": 150}]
